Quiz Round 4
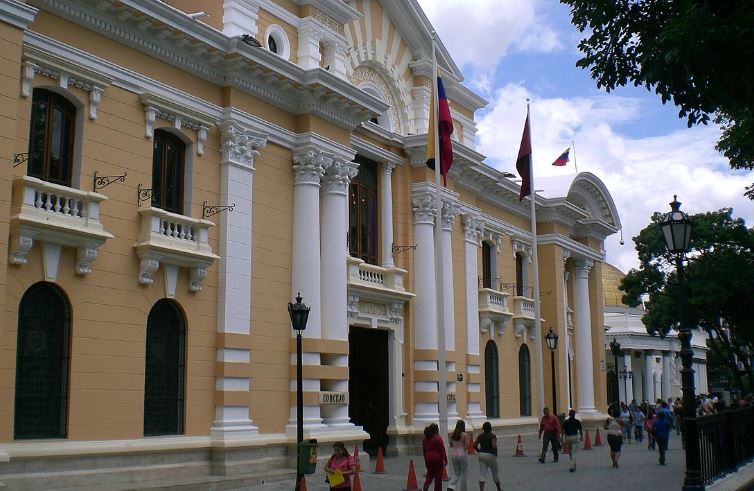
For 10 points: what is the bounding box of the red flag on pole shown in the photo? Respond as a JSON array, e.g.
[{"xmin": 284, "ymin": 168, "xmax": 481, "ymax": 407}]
[
  {"xmin": 516, "ymin": 114, "xmax": 532, "ymax": 201},
  {"xmin": 426, "ymin": 75, "xmax": 454, "ymax": 186}
]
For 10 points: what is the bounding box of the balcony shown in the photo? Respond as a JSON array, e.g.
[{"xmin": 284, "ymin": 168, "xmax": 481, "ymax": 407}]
[
  {"xmin": 9, "ymin": 175, "xmax": 113, "ymax": 276},
  {"xmin": 512, "ymin": 295, "xmax": 535, "ymax": 319},
  {"xmin": 478, "ymin": 288, "xmax": 513, "ymax": 336},
  {"xmin": 133, "ymin": 207, "xmax": 219, "ymax": 292},
  {"xmin": 346, "ymin": 257, "xmax": 413, "ymax": 323}
]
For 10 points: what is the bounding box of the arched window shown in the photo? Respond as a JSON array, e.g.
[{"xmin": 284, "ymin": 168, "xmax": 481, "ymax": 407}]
[
  {"xmin": 151, "ymin": 130, "xmax": 185, "ymax": 215},
  {"xmin": 349, "ymin": 156, "xmax": 378, "ymax": 265},
  {"xmin": 482, "ymin": 241, "xmax": 493, "ymax": 289},
  {"xmin": 519, "ymin": 344, "xmax": 531, "ymax": 416},
  {"xmin": 484, "ymin": 341, "xmax": 500, "ymax": 418},
  {"xmin": 515, "ymin": 252, "xmax": 525, "ymax": 296},
  {"xmin": 15, "ymin": 282, "xmax": 71, "ymax": 439},
  {"xmin": 28, "ymin": 89, "xmax": 76, "ymax": 187},
  {"xmin": 144, "ymin": 299, "xmax": 186, "ymax": 436},
  {"xmin": 267, "ymin": 34, "xmax": 278, "ymax": 53}
]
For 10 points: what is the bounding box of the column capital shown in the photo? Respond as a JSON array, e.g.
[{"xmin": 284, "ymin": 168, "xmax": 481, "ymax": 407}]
[
  {"xmin": 321, "ymin": 158, "xmax": 358, "ymax": 194},
  {"xmin": 220, "ymin": 121, "xmax": 267, "ymax": 169},
  {"xmin": 573, "ymin": 258, "xmax": 594, "ymax": 277},
  {"xmin": 381, "ymin": 161, "xmax": 397, "ymax": 175},
  {"xmin": 293, "ymin": 150, "xmax": 331, "ymax": 185},
  {"xmin": 412, "ymin": 196, "xmax": 436, "ymax": 224},
  {"xmin": 511, "ymin": 238, "xmax": 532, "ymax": 261},
  {"xmin": 441, "ymin": 199, "xmax": 461, "ymax": 231},
  {"xmin": 462, "ymin": 214, "xmax": 484, "ymax": 244}
]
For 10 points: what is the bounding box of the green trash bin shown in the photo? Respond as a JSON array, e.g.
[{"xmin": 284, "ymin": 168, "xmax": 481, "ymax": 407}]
[{"xmin": 297, "ymin": 439, "xmax": 318, "ymax": 475}]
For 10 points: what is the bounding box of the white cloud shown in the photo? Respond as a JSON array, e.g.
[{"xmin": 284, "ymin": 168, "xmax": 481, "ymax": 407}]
[
  {"xmin": 417, "ymin": 0, "xmax": 562, "ymax": 94},
  {"xmin": 475, "ymin": 85, "xmax": 754, "ymax": 273}
]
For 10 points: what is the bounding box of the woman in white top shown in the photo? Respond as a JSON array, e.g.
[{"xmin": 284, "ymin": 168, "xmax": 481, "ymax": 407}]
[
  {"xmin": 448, "ymin": 420, "xmax": 469, "ymax": 491},
  {"xmin": 605, "ymin": 404, "xmax": 626, "ymax": 468}
]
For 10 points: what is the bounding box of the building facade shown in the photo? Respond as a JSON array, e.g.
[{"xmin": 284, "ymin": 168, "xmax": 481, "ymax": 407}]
[
  {"xmin": 0, "ymin": 0, "xmax": 620, "ymax": 487},
  {"xmin": 602, "ymin": 263, "xmax": 709, "ymax": 405}
]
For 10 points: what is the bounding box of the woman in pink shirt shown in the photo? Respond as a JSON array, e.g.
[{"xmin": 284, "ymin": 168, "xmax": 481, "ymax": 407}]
[
  {"xmin": 422, "ymin": 423, "xmax": 447, "ymax": 491},
  {"xmin": 324, "ymin": 442, "xmax": 356, "ymax": 490}
]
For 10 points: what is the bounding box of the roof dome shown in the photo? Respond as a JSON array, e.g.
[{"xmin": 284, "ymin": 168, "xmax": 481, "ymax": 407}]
[{"xmin": 602, "ymin": 263, "xmax": 628, "ymax": 308}]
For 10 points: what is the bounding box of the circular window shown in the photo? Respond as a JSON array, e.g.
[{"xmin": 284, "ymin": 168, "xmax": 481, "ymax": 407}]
[{"xmin": 264, "ymin": 25, "xmax": 290, "ymax": 60}]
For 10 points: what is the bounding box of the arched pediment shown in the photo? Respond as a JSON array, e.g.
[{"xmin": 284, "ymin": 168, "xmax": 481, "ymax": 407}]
[{"xmin": 566, "ymin": 172, "xmax": 622, "ymax": 230}]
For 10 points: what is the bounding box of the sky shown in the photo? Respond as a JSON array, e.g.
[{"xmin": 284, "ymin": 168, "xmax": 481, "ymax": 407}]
[{"xmin": 416, "ymin": 0, "xmax": 754, "ymax": 274}]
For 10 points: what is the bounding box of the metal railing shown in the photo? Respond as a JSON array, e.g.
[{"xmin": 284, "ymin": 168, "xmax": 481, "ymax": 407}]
[{"xmin": 697, "ymin": 405, "xmax": 754, "ymax": 485}]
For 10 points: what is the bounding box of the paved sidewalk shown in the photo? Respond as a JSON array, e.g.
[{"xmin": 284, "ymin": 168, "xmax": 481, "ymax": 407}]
[{"xmin": 232, "ymin": 433, "xmax": 684, "ymax": 491}]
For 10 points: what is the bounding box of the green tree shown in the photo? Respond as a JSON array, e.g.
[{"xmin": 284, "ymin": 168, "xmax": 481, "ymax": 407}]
[
  {"xmin": 620, "ymin": 207, "xmax": 754, "ymax": 393},
  {"xmin": 561, "ymin": 0, "xmax": 754, "ymax": 198}
]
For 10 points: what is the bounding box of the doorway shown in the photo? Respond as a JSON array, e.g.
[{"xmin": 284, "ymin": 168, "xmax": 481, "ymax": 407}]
[{"xmin": 349, "ymin": 326, "xmax": 389, "ymax": 456}]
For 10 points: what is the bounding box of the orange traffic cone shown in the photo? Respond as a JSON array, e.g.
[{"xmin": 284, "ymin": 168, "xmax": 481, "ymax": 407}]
[
  {"xmin": 467, "ymin": 432, "xmax": 476, "ymax": 455},
  {"xmin": 353, "ymin": 446, "xmax": 361, "ymax": 472},
  {"xmin": 583, "ymin": 430, "xmax": 592, "ymax": 450},
  {"xmin": 373, "ymin": 446, "xmax": 386, "ymax": 474},
  {"xmin": 404, "ymin": 459, "xmax": 420, "ymax": 491},
  {"xmin": 514, "ymin": 435, "xmax": 525, "ymax": 457},
  {"xmin": 352, "ymin": 470, "xmax": 362, "ymax": 491},
  {"xmin": 299, "ymin": 475, "xmax": 308, "ymax": 491},
  {"xmin": 442, "ymin": 464, "xmax": 449, "ymax": 481},
  {"xmin": 594, "ymin": 427, "xmax": 603, "ymax": 447}
]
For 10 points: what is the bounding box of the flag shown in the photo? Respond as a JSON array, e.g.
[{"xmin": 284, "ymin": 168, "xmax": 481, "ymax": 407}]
[
  {"xmin": 516, "ymin": 114, "xmax": 532, "ymax": 201},
  {"xmin": 552, "ymin": 147, "xmax": 569, "ymax": 166},
  {"xmin": 426, "ymin": 75, "xmax": 454, "ymax": 186}
]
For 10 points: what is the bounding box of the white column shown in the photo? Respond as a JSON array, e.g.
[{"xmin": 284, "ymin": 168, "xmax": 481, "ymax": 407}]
[
  {"xmin": 412, "ymin": 194, "xmax": 438, "ymax": 421},
  {"xmin": 320, "ymin": 158, "xmax": 358, "ymax": 428},
  {"xmin": 211, "ymin": 121, "xmax": 266, "ymax": 438},
  {"xmin": 644, "ymin": 352, "xmax": 654, "ymax": 403},
  {"xmin": 222, "ymin": 0, "xmax": 261, "ymax": 38},
  {"xmin": 463, "ymin": 214, "xmax": 484, "ymax": 424},
  {"xmin": 562, "ymin": 252, "xmax": 571, "ymax": 409},
  {"xmin": 289, "ymin": 149, "xmax": 329, "ymax": 431},
  {"xmin": 623, "ymin": 352, "xmax": 635, "ymax": 404},
  {"xmin": 297, "ymin": 19, "xmax": 322, "ymax": 70},
  {"xmin": 380, "ymin": 162, "xmax": 396, "ymax": 268},
  {"xmin": 441, "ymin": 200, "xmax": 460, "ymax": 420},
  {"xmin": 573, "ymin": 259, "xmax": 597, "ymax": 415},
  {"xmin": 662, "ymin": 351, "xmax": 672, "ymax": 400}
]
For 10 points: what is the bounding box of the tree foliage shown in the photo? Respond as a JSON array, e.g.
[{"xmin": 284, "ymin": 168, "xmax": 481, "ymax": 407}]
[
  {"xmin": 620, "ymin": 207, "xmax": 754, "ymax": 391},
  {"xmin": 561, "ymin": 0, "xmax": 754, "ymax": 198}
]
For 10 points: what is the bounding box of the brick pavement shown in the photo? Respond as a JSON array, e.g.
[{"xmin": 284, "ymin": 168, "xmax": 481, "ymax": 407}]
[{"xmin": 233, "ymin": 432, "xmax": 685, "ymax": 491}]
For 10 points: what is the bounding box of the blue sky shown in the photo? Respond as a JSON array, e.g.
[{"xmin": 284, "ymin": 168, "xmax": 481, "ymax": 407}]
[{"xmin": 417, "ymin": 0, "xmax": 754, "ymax": 273}]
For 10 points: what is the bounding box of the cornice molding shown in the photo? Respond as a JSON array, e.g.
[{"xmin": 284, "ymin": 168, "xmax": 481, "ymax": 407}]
[
  {"xmin": 291, "ymin": 0, "xmax": 360, "ymax": 25},
  {"xmin": 538, "ymin": 233, "xmax": 604, "ymax": 262},
  {"xmin": 350, "ymin": 136, "xmax": 404, "ymax": 166},
  {"xmin": 28, "ymin": 0, "xmax": 388, "ymax": 130},
  {"xmin": 0, "ymin": 0, "xmax": 37, "ymax": 29}
]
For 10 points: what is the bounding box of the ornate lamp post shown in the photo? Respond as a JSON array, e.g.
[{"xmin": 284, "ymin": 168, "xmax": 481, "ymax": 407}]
[
  {"xmin": 545, "ymin": 327, "xmax": 559, "ymax": 414},
  {"xmin": 609, "ymin": 337, "xmax": 622, "ymax": 404},
  {"xmin": 288, "ymin": 293, "xmax": 310, "ymax": 491},
  {"xmin": 618, "ymin": 367, "xmax": 633, "ymax": 405},
  {"xmin": 659, "ymin": 196, "xmax": 702, "ymax": 490}
]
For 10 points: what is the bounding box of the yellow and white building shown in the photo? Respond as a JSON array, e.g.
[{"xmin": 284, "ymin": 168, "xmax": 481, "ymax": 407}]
[{"xmin": 0, "ymin": 0, "xmax": 621, "ymax": 487}]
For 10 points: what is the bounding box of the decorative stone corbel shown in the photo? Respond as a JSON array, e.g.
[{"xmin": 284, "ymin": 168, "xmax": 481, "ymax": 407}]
[
  {"xmin": 496, "ymin": 318, "xmax": 510, "ymax": 337},
  {"xmin": 189, "ymin": 265, "xmax": 208, "ymax": 292},
  {"xmin": 514, "ymin": 319, "xmax": 527, "ymax": 340},
  {"xmin": 75, "ymin": 245, "xmax": 98, "ymax": 275},
  {"xmin": 347, "ymin": 294, "xmax": 359, "ymax": 318},
  {"xmin": 389, "ymin": 302, "xmax": 404, "ymax": 324},
  {"xmin": 144, "ymin": 106, "xmax": 158, "ymax": 138},
  {"xmin": 9, "ymin": 231, "xmax": 35, "ymax": 265},
  {"xmin": 139, "ymin": 256, "xmax": 160, "ymax": 285},
  {"xmin": 479, "ymin": 316, "xmax": 491, "ymax": 334}
]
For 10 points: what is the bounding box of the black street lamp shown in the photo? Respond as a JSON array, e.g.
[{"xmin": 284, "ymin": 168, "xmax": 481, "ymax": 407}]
[
  {"xmin": 288, "ymin": 293, "xmax": 310, "ymax": 491},
  {"xmin": 609, "ymin": 337, "xmax": 622, "ymax": 404},
  {"xmin": 618, "ymin": 367, "xmax": 633, "ymax": 405},
  {"xmin": 545, "ymin": 327, "xmax": 559, "ymax": 415},
  {"xmin": 659, "ymin": 196, "xmax": 702, "ymax": 490}
]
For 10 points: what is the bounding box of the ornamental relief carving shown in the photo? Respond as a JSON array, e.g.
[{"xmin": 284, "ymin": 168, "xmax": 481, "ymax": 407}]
[
  {"xmin": 358, "ymin": 302, "xmax": 386, "ymax": 316},
  {"xmin": 349, "ymin": 65, "xmax": 402, "ymax": 133},
  {"xmin": 412, "ymin": 196, "xmax": 437, "ymax": 224},
  {"xmin": 322, "ymin": 158, "xmax": 359, "ymax": 194},
  {"xmin": 313, "ymin": 9, "xmax": 344, "ymax": 35}
]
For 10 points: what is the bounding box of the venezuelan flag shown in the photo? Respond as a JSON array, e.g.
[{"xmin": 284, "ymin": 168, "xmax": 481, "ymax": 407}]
[{"xmin": 426, "ymin": 75, "xmax": 454, "ymax": 186}]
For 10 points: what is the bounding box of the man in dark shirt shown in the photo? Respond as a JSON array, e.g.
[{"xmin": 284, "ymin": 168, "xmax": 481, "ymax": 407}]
[
  {"xmin": 538, "ymin": 407, "xmax": 561, "ymax": 463},
  {"xmin": 562, "ymin": 409, "xmax": 583, "ymax": 472}
]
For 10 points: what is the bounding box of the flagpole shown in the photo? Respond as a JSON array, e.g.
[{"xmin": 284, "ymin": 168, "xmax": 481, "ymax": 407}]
[
  {"xmin": 431, "ymin": 32, "xmax": 449, "ymax": 447},
  {"xmin": 571, "ymin": 139, "xmax": 579, "ymax": 174},
  {"xmin": 527, "ymin": 103, "xmax": 546, "ymax": 417}
]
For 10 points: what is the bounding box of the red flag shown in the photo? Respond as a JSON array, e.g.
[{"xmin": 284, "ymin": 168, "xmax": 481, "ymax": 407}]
[
  {"xmin": 516, "ymin": 114, "xmax": 532, "ymax": 201},
  {"xmin": 426, "ymin": 76, "xmax": 454, "ymax": 186}
]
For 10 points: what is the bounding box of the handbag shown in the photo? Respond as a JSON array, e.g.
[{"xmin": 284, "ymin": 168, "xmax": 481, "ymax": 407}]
[{"xmin": 325, "ymin": 469, "xmax": 345, "ymax": 487}]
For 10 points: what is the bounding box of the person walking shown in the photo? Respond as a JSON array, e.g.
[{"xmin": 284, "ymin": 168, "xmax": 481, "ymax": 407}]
[
  {"xmin": 422, "ymin": 423, "xmax": 447, "ymax": 491},
  {"xmin": 605, "ymin": 404, "xmax": 625, "ymax": 468},
  {"xmin": 538, "ymin": 407, "xmax": 561, "ymax": 463},
  {"xmin": 653, "ymin": 410, "xmax": 672, "ymax": 465},
  {"xmin": 562, "ymin": 410, "xmax": 583, "ymax": 472},
  {"xmin": 632, "ymin": 407, "xmax": 645, "ymax": 443},
  {"xmin": 672, "ymin": 398, "xmax": 683, "ymax": 436},
  {"xmin": 645, "ymin": 410, "xmax": 657, "ymax": 450},
  {"xmin": 474, "ymin": 422, "xmax": 503, "ymax": 491},
  {"xmin": 619, "ymin": 403, "xmax": 632, "ymax": 443},
  {"xmin": 324, "ymin": 442, "xmax": 356, "ymax": 491},
  {"xmin": 448, "ymin": 420, "xmax": 469, "ymax": 491}
]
